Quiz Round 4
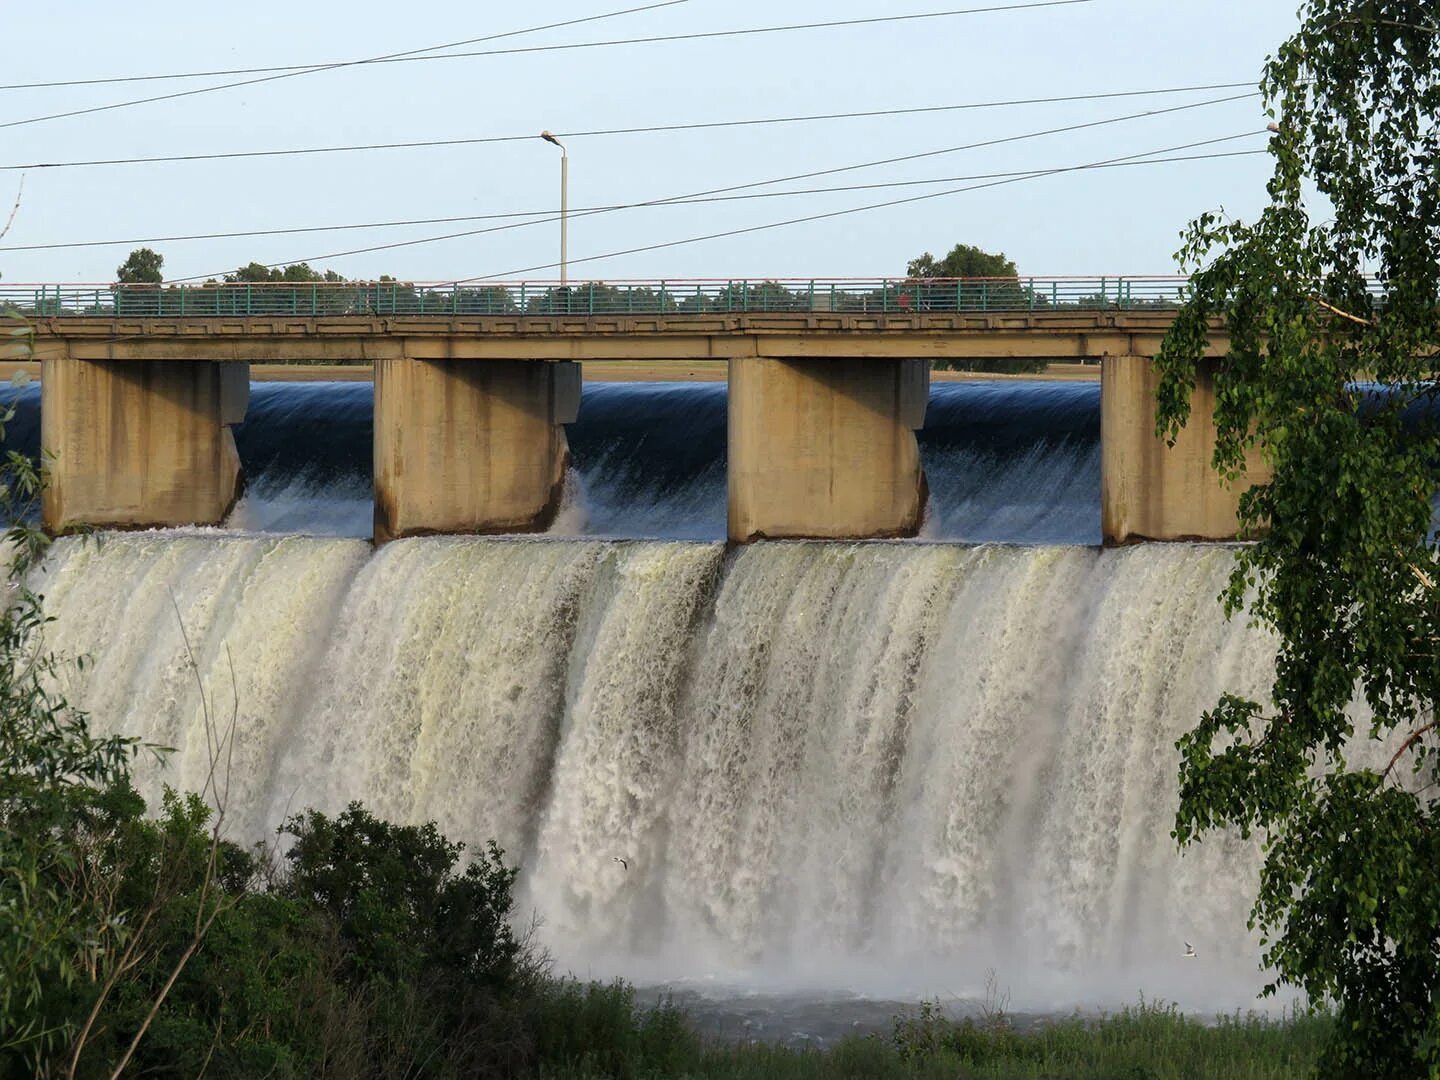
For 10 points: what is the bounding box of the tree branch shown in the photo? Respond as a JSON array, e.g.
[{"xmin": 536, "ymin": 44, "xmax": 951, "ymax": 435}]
[
  {"xmin": 1312, "ymin": 295, "xmax": 1372, "ymax": 326},
  {"xmin": 1384, "ymin": 719, "xmax": 1439, "ymax": 780}
]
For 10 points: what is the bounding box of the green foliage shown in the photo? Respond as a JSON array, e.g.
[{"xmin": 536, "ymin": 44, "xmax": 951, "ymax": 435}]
[
  {"xmin": 280, "ymin": 802, "xmax": 521, "ymax": 991},
  {"xmin": 537, "ymin": 999, "xmax": 1329, "ymax": 1079},
  {"xmin": 906, "ymin": 243, "xmax": 1018, "ymax": 281},
  {"xmin": 224, "ymin": 261, "xmax": 344, "ymax": 283},
  {"xmin": 114, "ymin": 248, "xmax": 163, "ymax": 284},
  {"xmin": 1154, "ymin": 2, "xmax": 1440, "ymax": 1075},
  {"xmin": 525, "ymin": 981, "xmax": 699, "ymax": 1079},
  {"xmin": 0, "ymin": 390, "xmax": 146, "ymax": 1071}
]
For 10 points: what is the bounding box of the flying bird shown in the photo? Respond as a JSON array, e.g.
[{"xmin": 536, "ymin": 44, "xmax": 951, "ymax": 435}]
[
  {"xmin": 613, "ymin": 856, "xmax": 628, "ymax": 871},
  {"xmin": 1183, "ymin": 943, "xmax": 1197, "ymax": 959}
]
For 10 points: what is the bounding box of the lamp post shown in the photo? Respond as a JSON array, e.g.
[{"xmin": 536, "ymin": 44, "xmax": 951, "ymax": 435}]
[{"xmin": 540, "ymin": 131, "xmax": 568, "ymax": 287}]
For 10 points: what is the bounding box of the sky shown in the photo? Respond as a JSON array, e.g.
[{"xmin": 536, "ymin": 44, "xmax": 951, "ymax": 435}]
[{"xmin": 0, "ymin": 1, "xmax": 1302, "ymax": 286}]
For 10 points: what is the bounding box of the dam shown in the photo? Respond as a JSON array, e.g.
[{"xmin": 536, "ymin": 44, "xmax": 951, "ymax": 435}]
[
  {"xmin": 1, "ymin": 377, "xmax": 1306, "ymax": 1011},
  {"xmin": 18, "ymin": 276, "xmax": 1269, "ymax": 545}
]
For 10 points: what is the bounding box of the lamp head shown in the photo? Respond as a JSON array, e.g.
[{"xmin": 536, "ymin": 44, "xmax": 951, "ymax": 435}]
[{"xmin": 540, "ymin": 130, "xmax": 563, "ymax": 147}]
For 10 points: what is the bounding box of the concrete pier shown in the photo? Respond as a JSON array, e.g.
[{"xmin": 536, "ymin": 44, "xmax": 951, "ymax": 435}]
[
  {"xmin": 1101, "ymin": 355, "xmax": 1271, "ymax": 543},
  {"xmin": 728, "ymin": 357, "xmax": 929, "ymax": 542},
  {"xmin": 41, "ymin": 357, "xmax": 247, "ymax": 533},
  {"xmin": 373, "ymin": 358, "xmax": 580, "ymax": 543}
]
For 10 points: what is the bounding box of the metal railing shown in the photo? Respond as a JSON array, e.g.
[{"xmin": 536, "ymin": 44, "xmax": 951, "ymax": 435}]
[{"xmin": 0, "ymin": 275, "xmax": 1206, "ymax": 319}]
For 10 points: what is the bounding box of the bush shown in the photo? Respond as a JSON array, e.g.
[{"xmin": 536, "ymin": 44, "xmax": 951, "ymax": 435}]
[{"xmin": 280, "ymin": 803, "xmax": 521, "ymax": 992}]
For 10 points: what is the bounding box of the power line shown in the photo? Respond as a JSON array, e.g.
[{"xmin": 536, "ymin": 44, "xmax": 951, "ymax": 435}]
[
  {"xmin": 2, "ymin": 0, "xmax": 1092, "ymax": 94},
  {"xmin": 0, "ymin": 134, "xmax": 1264, "ymax": 254},
  {"xmin": 0, "ymin": 81, "xmax": 1258, "ymax": 173},
  {"xmin": 0, "ymin": 0, "xmax": 691, "ymax": 131},
  {"xmin": 154, "ymin": 130, "xmax": 1264, "ymax": 284},
  {"xmin": 636, "ymin": 92, "xmax": 1258, "ymax": 203},
  {"xmin": 461, "ymin": 137, "xmax": 1266, "ymax": 282},
  {"xmin": 162, "ymin": 92, "xmax": 1258, "ymax": 279}
]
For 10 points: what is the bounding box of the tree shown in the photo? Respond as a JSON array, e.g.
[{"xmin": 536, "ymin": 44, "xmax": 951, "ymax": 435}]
[
  {"xmin": 115, "ymin": 247, "xmax": 163, "ymax": 284},
  {"xmin": 906, "ymin": 243, "xmax": 1017, "ymax": 280},
  {"xmin": 223, "ymin": 261, "xmax": 343, "ymax": 284},
  {"xmin": 904, "ymin": 243, "xmax": 1045, "ymax": 370},
  {"xmin": 1155, "ymin": 3, "xmax": 1440, "ymax": 1075}
]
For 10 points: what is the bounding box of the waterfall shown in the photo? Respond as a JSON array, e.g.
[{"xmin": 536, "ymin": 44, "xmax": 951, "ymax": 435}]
[{"xmin": 33, "ymin": 533, "xmax": 1279, "ymax": 1009}]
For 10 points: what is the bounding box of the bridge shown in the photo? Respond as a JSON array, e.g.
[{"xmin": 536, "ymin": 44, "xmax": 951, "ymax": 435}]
[{"xmin": 7, "ymin": 276, "xmax": 1263, "ymax": 546}]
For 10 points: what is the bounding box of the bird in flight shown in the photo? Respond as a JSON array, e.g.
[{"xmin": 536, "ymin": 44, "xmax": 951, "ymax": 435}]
[
  {"xmin": 613, "ymin": 857, "xmax": 628, "ymax": 871},
  {"xmin": 1183, "ymin": 943, "xmax": 1197, "ymax": 959}
]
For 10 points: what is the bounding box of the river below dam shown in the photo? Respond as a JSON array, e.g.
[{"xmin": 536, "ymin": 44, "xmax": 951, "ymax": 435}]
[{"xmin": 6, "ymin": 380, "xmax": 1310, "ymax": 1031}]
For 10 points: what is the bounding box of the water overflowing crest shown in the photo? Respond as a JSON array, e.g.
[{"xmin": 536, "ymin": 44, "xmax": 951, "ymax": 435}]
[
  {"xmin": 35, "ymin": 533, "xmax": 1277, "ymax": 1009},
  {"xmin": 0, "ymin": 380, "xmax": 1100, "ymax": 543}
]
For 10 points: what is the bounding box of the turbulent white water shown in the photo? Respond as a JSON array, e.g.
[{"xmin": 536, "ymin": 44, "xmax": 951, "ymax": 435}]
[{"xmin": 32, "ymin": 534, "xmax": 1282, "ymax": 1010}]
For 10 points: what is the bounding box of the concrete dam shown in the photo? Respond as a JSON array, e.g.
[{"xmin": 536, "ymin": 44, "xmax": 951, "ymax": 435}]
[{"xmin": 3, "ymin": 379, "xmax": 1325, "ymax": 1011}]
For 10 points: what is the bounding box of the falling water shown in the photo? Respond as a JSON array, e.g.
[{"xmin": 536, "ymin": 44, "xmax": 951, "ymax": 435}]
[{"xmin": 33, "ymin": 533, "xmax": 1279, "ymax": 1010}]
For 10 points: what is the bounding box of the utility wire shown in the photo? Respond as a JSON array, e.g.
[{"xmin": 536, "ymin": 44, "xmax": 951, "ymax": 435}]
[
  {"xmin": 163, "ymin": 93, "xmax": 1258, "ymax": 278},
  {"xmin": 462, "ymin": 136, "xmax": 1267, "ymax": 282},
  {"xmin": 633, "ymin": 92, "xmax": 1258, "ymax": 203},
  {"xmin": 0, "ymin": 81, "xmax": 1257, "ymax": 172},
  {"xmin": 0, "ymin": 0, "xmax": 690, "ymax": 131},
  {"xmin": 158, "ymin": 129, "xmax": 1265, "ymax": 283},
  {"xmin": 0, "ymin": 134, "xmax": 1263, "ymax": 254},
  {"xmin": 3, "ymin": 0, "xmax": 1091, "ymax": 93},
  {"xmin": 153, "ymin": 93, "xmax": 1254, "ymax": 280}
]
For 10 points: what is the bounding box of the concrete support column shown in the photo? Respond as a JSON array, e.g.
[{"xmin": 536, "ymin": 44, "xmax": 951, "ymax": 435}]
[
  {"xmin": 1101, "ymin": 355, "xmax": 1271, "ymax": 543},
  {"xmin": 41, "ymin": 357, "xmax": 248, "ymax": 533},
  {"xmin": 728, "ymin": 356, "xmax": 929, "ymax": 542},
  {"xmin": 373, "ymin": 358, "xmax": 580, "ymax": 543}
]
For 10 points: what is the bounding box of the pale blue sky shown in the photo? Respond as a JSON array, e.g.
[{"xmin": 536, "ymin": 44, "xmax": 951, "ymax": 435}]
[{"xmin": 1, "ymin": 1, "xmax": 1299, "ymax": 285}]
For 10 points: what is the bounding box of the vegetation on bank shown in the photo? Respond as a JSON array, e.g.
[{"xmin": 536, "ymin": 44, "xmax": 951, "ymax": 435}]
[
  {"xmin": 1156, "ymin": 1, "xmax": 1440, "ymax": 1075},
  {"xmin": 539, "ymin": 1002, "xmax": 1329, "ymax": 1080}
]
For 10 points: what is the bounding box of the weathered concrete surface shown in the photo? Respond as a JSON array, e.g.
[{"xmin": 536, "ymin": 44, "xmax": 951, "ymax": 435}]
[
  {"xmin": 1101, "ymin": 356, "xmax": 1272, "ymax": 543},
  {"xmin": 728, "ymin": 357, "xmax": 929, "ymax": 542},
  {"xmin": 41, "ymin": 358, "xmax": 248, "ymax": 532},
  {"xmin": 373, "ymin": 358, "xmax": 577, "ymax": 543},
  {"xmin": 31, "ymin": 310, "xmax": 1228, "ymax": 363}
]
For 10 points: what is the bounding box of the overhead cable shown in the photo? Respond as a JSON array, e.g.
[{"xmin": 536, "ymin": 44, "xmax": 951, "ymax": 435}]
[
  {"xmin": 153, "ymin": 93, "xmax": 1255, "ymax": 279},
  {"xmin": 0, "ymin": 134, "xmax": 1264, "ymax": 254},
  {"xmin": 0, "ymin": 0, "xmax": 691, "ymax": 130},
  {"xmin": 0, "ymin": 81, "xmax": 1258, "ymax": 172},
  {"xmin": 155, "ymin": 130, "xmax": 1267, "ymax": 283},
  {"xmin": 162, "ymin": 92, "xmax": 1259, "ymax": 279},
  {"xmin": 460, "ymin": 136, "xmax": 1270, "ymax": 282},
  {"xmin": 2, "ymin": 0, "xmax": 1092, "ymax": 93}
]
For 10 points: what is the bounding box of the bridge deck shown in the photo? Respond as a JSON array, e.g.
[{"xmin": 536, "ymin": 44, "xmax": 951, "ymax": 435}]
[{"xmin": 29, "ymin": 310, "xmax": 1221, "ymax": 362}]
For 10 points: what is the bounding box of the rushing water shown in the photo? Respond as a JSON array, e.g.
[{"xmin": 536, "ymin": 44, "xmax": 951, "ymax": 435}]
[
  {"xmin": 0, "ymin": 380, "xmax": 1101, "ymax": 544},
  {"xmin": 32, "ymin": 532, "xmax": 1278, "ymax": 1012},
  {"xmin": 9, "ymin": 378, "xmax": 1309, "ymax": 1018}
]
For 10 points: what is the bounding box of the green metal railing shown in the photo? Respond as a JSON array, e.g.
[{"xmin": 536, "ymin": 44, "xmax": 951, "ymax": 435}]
[{"xmin": 1, "ymin": 275, "xmax": 1215, "ymax": 319}]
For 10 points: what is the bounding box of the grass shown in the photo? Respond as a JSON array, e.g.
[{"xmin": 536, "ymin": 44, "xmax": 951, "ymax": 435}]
[{"xmin": 531, "ymin": 989, "xmax": 1330, "ymax": 1080}]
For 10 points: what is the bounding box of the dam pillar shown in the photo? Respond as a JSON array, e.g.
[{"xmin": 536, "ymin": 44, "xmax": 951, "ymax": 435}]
[
  {"xmin": 373, "ymin": 358, "xmax": 579, "ymax": 543},
  {"xmin": 1101, "ymin": 355, "xmax": 1271, "ymax": 543},
  {"xmin": 41, "ymin": 357, "xmax": 247, "ymax": 533},
  {"xmin": 728, "ymin": 356, "xmax": 928, "ymax": 542}
]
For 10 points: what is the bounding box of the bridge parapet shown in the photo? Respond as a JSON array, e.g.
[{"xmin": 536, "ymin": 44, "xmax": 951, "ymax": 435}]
[{"xmin": 7, "ymin": 276, "xmax": 1204, "ymax": 320}]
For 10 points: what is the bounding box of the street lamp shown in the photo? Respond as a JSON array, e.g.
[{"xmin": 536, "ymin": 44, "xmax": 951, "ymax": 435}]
[{"xmin": 540, "ymin": 131, "xmax": 568, "ymax": 287}]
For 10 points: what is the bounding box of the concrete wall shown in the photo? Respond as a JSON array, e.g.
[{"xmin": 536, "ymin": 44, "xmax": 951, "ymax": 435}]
[
  {"xmin": 728, "ymin": 357, "xmax": 929, "ymax": 542},
  {"xmin": 373, "ymin": 358, "xmax": 578, "ymax": 543},
  {"xmin": 1101, "ymin": 355, "xmax": 1271, "ymax": 543},
  {"xmin": 41, "ymin": 357, "xmax": 248, "ymax": 532}
]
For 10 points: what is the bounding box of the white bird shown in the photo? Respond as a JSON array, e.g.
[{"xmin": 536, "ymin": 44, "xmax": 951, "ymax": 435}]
[
  {"xmin": 613, "ymin": 856, "xmax": 628, "ymax": 871},
  {"xmin": 1183, "ymin": 942, "xmax": 1197, "ymax": 959}
]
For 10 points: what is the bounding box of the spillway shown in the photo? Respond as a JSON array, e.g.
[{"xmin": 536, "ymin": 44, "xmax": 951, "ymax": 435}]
[{"xmin": 31, "ymin": 532, "xmax": 1277, "ymax": 1009}]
